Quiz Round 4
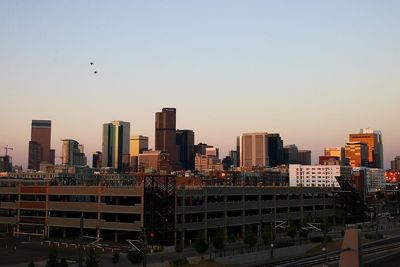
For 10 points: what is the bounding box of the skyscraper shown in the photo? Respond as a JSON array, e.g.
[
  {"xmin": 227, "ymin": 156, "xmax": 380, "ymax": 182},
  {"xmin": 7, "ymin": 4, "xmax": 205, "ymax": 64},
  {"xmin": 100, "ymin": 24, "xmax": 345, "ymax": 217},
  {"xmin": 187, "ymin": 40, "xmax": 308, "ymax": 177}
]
[
  {"xmin": 155, "ymin": 108, "xmax": 180, "ymax": 170},
  {"xmin": 130, "ymin": 135, "xmax": 149, "ymax": 156},
  {"xmin": 240, "ymin": 132, "xmax": 269, "ymax": 168},
  {"xmin": 298, "ymin": 150, "xmax": 312, "ymax": 165},
  {"xmin": 349, "ymin": 128, "xmax": 383, "ymax": 168},
  {"xmin": 61, "ymin": 139, "xmax": 87, "ymax": 166},
  {"xmin": 283, "ymin": 144, "xmax": 299, "ymax": 165},
  {"xmin": 28, "ymin": 120, "xmax": 52, "ymax": 170},
  {"xmin": 324, "ymin": 147, "xmax": 346, "ymax": 165},
  {"xmin": 345, "ymin": 142, "xmax": 369, "ymax": 167},
  {"xmin": 102, "ymin": 121, "xmax": 130, "ymax": 172},
  {"xmin": 92, "ymin": 151, "xmax": 102, "ymax": 168},
  {"xmin": 176, "ymin": 130, "xmax": 195, "ymax": 170},
  {"xmin": 391, "ymin": 156, "xmax": 400, "ymax": 170},
  {"xmin": 267, "ymin": 133, "xmax": 283, "ymax": 167},
  {"xmin": 130, "ymin": 135, "xmax": 149, "ymax": 172}
]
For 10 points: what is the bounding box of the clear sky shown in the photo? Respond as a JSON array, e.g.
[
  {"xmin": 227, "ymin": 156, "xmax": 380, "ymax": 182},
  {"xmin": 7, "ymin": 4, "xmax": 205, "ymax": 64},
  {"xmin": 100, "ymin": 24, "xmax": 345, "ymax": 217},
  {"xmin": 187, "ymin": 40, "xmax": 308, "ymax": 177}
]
[{"xmin": 0, "ymin": 1, "xmax": 399, "ymax": 169}]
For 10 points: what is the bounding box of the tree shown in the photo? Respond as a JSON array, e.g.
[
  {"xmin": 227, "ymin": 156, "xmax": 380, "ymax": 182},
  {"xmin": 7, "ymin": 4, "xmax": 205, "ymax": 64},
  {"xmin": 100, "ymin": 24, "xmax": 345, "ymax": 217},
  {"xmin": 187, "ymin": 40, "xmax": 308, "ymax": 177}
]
[
  {"xmin": 46, "ymin": 247, "xmax": 58, "ymax": 267},
  {"xmin": 320, "ymin": 217, "xmax": 332, "ymax": 245},
  {"xmin": 193, "ymin": 233, "xmax": 209, "ymax": 260},
  {"xmin": 85, "ymin": 248, "xmax": 99, "ymax": 267},
  {"xmin": 112, "ymin": 251, "xmax": 120, "ymax": 264},
  {"xmin": 286, "ymin": 222, "xmax": 298, "ymax": 241},
  {"xmin": 127, "ymin": 250, "xmax": 143, "ymax": 265},
  {"xmin": 244, "ymin": 226, "xmax": 257, "ymax": 248},
  {"xmin": 376, "ymin": 191, "xmax": 385, "ymax": 200},
  {"xmin": 59, "ymin": 258, "xmax": 68, "ymax": 267},
  {"xmin": 212, "ymin": 229, "xmax": 225, "ymax": 251},
  {"xmin": 27, "ymin": 260, "xmax": 36, "ymax": 267},
  {"xmin": 228, "ymin": 233, "xmax": 236, "ymax": 243},
  {"xmin": 261, "ymin": 227, "xmax": 271, "ymax": 246}
]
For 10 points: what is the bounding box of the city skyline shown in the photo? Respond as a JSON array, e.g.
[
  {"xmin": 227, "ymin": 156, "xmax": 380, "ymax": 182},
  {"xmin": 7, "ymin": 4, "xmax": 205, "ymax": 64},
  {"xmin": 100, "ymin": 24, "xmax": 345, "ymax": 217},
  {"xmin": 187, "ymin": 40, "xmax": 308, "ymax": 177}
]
[
  {"xmin": 0, "ymin": 113, "xmax": 396, "ymax": 170},
  {"xmin": 1, "ymin": 1, "xmax": 399, "ymax": 168}
]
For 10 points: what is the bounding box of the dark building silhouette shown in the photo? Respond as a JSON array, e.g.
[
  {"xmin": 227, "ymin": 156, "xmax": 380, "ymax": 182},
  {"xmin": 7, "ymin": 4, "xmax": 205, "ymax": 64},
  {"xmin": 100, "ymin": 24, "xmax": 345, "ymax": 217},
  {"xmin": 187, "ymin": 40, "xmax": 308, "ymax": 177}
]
[
  {"xmin": 222, "ymin": 156, "xmax": 233, "ymax": 170},
  {"xmin": 28, "ymin": 141, "xmax": 42, "ymax": 170},
  {"xmin": 194, "ymin": 143, "xmax": 211, "ymax": 155},
  {"xmin": 176, "ymin": 129, "xmax": 195, "ymax": 170},
  {"xmin": 267, "ymin": 133, "xmax": 283, "ymax": 167},
  {"xmin": 28, "ymin": 120, "xmax": 52, "ymax": 170},
  {"xmin": 298, "ymin": 150, "xmax": 311, "ymax": 165},
  {"xmin": 283, "ymin": 144, "xmax": 299, "ymax": 165},
  {"xmin": 155, "ymin": 108, "xmax": 180, "ymax": 170},
  {"xmin": 0, "ymin": 156, "xmax": 12, "ymax": 172},
  {"xmin": 92, "ymin": 151, "xmax": 102, "ymax": 168}
]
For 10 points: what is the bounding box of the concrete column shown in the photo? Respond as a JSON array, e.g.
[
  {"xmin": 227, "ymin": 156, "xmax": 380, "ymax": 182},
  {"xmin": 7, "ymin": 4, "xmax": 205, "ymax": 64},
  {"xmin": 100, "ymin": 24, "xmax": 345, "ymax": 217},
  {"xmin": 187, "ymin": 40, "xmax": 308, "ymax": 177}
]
[
  {"xmin": 224, "ymin": 225, "xmax": 228, "ymax": 241},
  {"xmin": 63, "ymin": 228, "xmax": 67, "ymax": 238},
  {"xmin": 114, "ymin": 232, "xmax": 118, "ymax": 243}
]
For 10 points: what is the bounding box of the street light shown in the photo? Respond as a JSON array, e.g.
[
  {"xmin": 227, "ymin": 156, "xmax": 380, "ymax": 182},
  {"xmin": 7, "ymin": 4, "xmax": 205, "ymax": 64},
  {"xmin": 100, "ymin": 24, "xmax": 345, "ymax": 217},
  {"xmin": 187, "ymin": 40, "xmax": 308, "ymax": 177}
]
[{"xmin": 270, "ymin": 243, "xmax": 274, "ymax": 259}]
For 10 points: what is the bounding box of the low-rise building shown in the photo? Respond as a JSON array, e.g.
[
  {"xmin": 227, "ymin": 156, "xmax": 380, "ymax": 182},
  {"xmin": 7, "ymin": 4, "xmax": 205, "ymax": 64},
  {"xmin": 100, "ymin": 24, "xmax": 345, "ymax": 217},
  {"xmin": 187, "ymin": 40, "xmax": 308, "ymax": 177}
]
[{"xmin": 289, "ymin": 164, "xmax": 352, "ymax": 187}]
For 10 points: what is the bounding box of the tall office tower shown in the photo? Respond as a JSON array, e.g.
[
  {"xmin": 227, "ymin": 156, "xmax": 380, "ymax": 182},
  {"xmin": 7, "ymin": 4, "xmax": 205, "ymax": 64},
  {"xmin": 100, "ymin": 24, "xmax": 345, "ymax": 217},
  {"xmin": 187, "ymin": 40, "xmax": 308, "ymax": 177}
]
[
  {"xmin": 206, "ymin": 147, "xmax": 219, "ymax": 158},
  {"xmin": 324, "ymin": 147, "xmax": 346, "ymax": 165},
  {"xmin": 194, "ymin": 143, "xmax": 211, "ymax": 155},
  {"xmin": 92, "ymin": 151, "xmax": 102, "ymax": 168},
  {"xmin": 349, "ymin": 128, "xmax": 383, "ymax": 168},
  {"xmin": 236, "ymin": 136, "xmax": 240, "ymax": 165},
  {"xmin": 195, "ymin": 146, "xmax": 222, "ymax": 171},
  {"xmin": 283, "ymin": 144, "xmax": 299, "ymax": 165},
  {"xmin": 176, "ymin": 130, "xmax": 195, "ymax": 170},
  {"xmin": 0, "ymin": 156, "xmax": 12, "ymax": 172},
  {"xmin": 298, "ymin": 150, "xmax": 312, "ymax": 165},
  {"xmin": 155, "ymin": 108, "xmax": 180, "ymax": 170},
  {"xmin": 391, "ymin": 156, "xmax": 400, "ymax": 170},
  {"xmin": 345, "ymin": 142, "xmax": 369, "ymax": 167},
  {"xmin": 129, "ymin": 135, "xmax": 149, "ymax": 172},
  {"xmin": 28, "ymin": 120, "xmax": 52, "ymax": 170},
  {"xmin": 49, "ymin": 149, "xmax": 55, "ymax": 165},
  {"xmin": 102, "ymin": 121, "xmax": 130, "ymax": 172},
  {"xmin": 62, "ymin": 139, "xmax": 87, "ymax": 166},
  {"xmin": 130, "ymin": 135, "xmax": 149, "ymax": 156},
  {"xmin": 267, "ymin": 133, "xmax": 283, "ymax": 167},
  {"xmin": 229, "ymin": 150, "xmax": 239, "ymax": 167},
  {"xmin": 240, "ymin": 133, "xmax": 269, "ymax": 168}
]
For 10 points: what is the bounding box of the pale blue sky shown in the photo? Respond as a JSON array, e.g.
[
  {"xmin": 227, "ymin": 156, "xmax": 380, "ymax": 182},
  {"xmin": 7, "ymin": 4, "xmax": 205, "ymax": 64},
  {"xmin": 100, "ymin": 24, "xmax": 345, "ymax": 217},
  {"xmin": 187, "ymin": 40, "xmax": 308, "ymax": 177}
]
[{"xmin": 0, "ymin": 1, "xmax": 399, "ymax": 168}]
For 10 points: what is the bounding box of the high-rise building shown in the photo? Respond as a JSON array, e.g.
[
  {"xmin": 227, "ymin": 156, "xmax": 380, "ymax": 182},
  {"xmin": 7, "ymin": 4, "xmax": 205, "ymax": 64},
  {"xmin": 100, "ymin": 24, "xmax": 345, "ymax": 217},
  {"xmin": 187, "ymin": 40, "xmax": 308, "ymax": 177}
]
[
  {"xmin": 137, "ymin": 150, "xmax": 170, "ymax": 173},
  {"xmin": 0, "ymin": 156, "xmax": 12, "ymax": 172},
  {"xmin": 267, "ymin": 134, "xmax": 283, "ymax": 167},
  {"xmin": 194, "ymin": 143, "xmax": 211, "ymax": 155},
  {"xmin": 283, "ymin": 144, "xmax": 299, "ymax": 165},
  {"xmin": 324, "ymin": 147, "xmax": 345, "ymax": 165},
  {"xmin": 349, "ymin": 128, "xmax": 383, "ymax": 168},
  {"xmin": 28, "ymin": 120, "xmax": 52, "ymax": 170},
  {"xmin": 345, "ymin": 142, "xmax": 369, "ymax": 167},
  {"xmin": 61, "ymin": 139, "xmax": 87, "ymax": 166},
  {"xmin": 298, "ymin": 150, "xmax": 311, "ymax": 165},
  {"xmin": 176, "ymin": 130, "xmax": 195, "ymax": 170},
  {"xmin": 92, "ymin": 151, "xmax": 102, "ymax": 168},
  {"xmin": 229, "ymin": 150, "xmax": 239, "ymax": 167},
  {"xmin": 102, "ymin": 121, "xmax": 130, "ymax": 172},
  {"xmin": 130, "ymin": 135, "xmax": 149, "ymax": 172},
  {"xmin": 155, "ymin": 108, "xmax": 180, "ymax": 170},
  {"xmin": 240, "ymin": 133, "xmax": 269, "ymax": 168},
  {"xmin": 391, "ymin": 156, "xmax": 400, "ymax": 170},
  {"xmin": 130, "ymin": 135, "xmax": 149, "ymax": 157}
]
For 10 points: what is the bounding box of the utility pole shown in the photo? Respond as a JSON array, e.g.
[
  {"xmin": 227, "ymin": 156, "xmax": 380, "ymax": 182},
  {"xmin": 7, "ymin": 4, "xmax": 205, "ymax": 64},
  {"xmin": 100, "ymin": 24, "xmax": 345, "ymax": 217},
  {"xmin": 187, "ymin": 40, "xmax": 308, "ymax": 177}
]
[
  {"xmin": 142, "ymin": 227, "xmax": 147, "ymax": 267},
  {"xmin": 78, "ymin": 214, "xmax": 84, "ymax": 267}
]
